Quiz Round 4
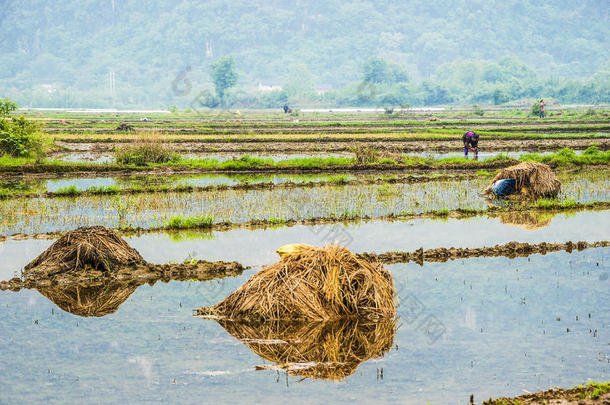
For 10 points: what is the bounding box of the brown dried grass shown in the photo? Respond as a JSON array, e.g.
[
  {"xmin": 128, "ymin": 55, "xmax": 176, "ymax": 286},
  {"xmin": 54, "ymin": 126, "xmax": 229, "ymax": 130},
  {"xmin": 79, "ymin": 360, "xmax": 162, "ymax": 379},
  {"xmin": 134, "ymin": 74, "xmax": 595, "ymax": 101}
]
[
  {"xmin": 36, "ymin": 281, "xmax": 138, "ymax": 317},
  {"xmin": 499, "ymin": 212, "xmax": 553, "ymax": 230},
  {"xmin": 485, "ymin": 161, "xmax": 561, "ymax": 197},
  {"xmin": 219, "ymin": 318, "xmax": 396, "ymax": 380},
  {"xmin": 24, "ymin": 226, "xmax": 145, "ymax": 275},
  {"xmin": 198, "ymin": 245, "xmax": 396, "ymax": 322}
]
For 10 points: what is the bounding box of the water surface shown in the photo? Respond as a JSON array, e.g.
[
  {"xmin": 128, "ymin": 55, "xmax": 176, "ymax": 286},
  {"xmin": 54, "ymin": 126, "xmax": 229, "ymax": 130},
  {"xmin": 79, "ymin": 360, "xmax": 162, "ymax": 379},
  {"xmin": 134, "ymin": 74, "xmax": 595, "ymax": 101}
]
[
  {"xmin": 0, "ymin": 171, "xmax": 606, "ymax": 235},
  {"xmin": 0, "ymin": 249, "xmax": 607, "ymax": 404}
]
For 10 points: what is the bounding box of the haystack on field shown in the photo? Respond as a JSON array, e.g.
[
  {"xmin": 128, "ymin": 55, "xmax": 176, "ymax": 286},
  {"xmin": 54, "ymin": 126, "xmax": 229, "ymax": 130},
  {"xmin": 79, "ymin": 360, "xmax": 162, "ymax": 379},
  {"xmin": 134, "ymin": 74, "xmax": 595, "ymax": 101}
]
[
  {"xmin": 484, "ymin": 161, "xmax": 561, "ymax": 198},
  {"xmin": 218, "ymin": 318, "xmax": 396, "ymax": 380},
  {"xmin": 198, "ymin": 245, "xmax": 396, "ymax": 322},
  {"xmin": 23, "ymin": 226, "xmax": 145, "ymax": 278}
]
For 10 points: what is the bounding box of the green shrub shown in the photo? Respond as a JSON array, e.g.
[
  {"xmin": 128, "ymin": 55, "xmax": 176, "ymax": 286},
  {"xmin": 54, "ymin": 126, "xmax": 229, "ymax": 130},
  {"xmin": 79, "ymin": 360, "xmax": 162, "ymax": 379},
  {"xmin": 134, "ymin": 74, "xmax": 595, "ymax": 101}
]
[
  {"xmin": 535, "ymin": 198, "xmax": 577, "ymax": 209},
  {"xmin": 522, "ymin": 147, "xmax": 609, "ymax": 166},
  {"xmin": 0, "ymin": 115, "xmax": 45, "ymax": 158},
  {"xmin": 267, "ymin": 217, "xmax": 287, "ymax": 224},
  {"xmin": 0, "ymin": 99, "xmax": 18, "ymax": 117},
  {"xmin": 88, "ymin": 185, "xmax": 120, "ymax": 194},
  {"xmin": 583, "ymin": 144, "xmax": 600, "ymax": 155},
  {"xmin": 531, "ymin": 102, "xmax": 541, "ymax": 116},
  {"xmin": 55, "ymin": 185, "xmax": 80, "ymax": 196},
  {"xmin": 0, "ymin": 188, "xmax": 12, "ymax": 199},
  {"xmin": 588, "ymin": 381, "xmax": 610, "ymax": 399},
  {"xmin": 166, "ymin": 215, "xmax": 214, "ymax": 229},
  {"xmin": 472, "ymin": 104, "xmax": 485, "ymax": 116},
  {"xmin": 114, "ymin": 142, "xmax": 180, "ymax": 166},
  {"xmin": 492, "ymin": 89, "xmax": 509, "ymax": 105}
]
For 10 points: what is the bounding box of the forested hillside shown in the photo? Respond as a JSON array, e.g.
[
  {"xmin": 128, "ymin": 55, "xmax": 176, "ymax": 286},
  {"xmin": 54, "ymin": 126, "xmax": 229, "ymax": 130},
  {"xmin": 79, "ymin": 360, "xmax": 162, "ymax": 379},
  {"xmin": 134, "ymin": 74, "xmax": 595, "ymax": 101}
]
[{"xmin": 0, "ymin": 0, "xmax": 608, "ymax": 107}]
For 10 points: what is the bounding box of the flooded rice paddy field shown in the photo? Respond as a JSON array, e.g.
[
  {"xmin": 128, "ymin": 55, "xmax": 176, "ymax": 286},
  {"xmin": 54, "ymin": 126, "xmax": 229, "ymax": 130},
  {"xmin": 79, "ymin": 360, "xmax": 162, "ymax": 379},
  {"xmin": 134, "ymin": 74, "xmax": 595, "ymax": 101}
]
[
  {"xmin": 0, "ymin": 170, "xmax": 607, "ymax": 235},
  {"xmin": 52, "ymin": 137, "xmax": 609, "ymax": 155},
  {"xmin": 1, "ymin": 213, "xmax": 609, "ymax": 277},
  {"xmin": 0, "ymin": 172, "xmax": 370, "ymax": 193},
  {"xmin": 48, "ymin": 149, "xmax": 582, "ymax": 164},
  {"xmin": 0, "ymin": 241, "xmax": 607, "ymax": 403},
  {"xmin": 2, "ymin": 112, "xmax": 609, "ymax": 403}
]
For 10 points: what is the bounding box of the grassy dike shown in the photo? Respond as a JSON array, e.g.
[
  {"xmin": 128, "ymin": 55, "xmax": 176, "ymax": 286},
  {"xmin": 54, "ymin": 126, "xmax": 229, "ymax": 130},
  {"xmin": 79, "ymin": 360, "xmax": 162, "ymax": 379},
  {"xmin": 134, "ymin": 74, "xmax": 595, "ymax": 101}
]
[{"xmin": 0, "ymin": 148, "xmax": 608, "ymax": 176}]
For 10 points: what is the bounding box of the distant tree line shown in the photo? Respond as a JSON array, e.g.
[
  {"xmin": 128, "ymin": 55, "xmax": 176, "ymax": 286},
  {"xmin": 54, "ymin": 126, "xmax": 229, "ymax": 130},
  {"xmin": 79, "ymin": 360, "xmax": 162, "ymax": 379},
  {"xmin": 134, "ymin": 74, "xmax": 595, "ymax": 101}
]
[{"xmin": 0, "ymin": 0, "xmax": 608, "ymax": 108}]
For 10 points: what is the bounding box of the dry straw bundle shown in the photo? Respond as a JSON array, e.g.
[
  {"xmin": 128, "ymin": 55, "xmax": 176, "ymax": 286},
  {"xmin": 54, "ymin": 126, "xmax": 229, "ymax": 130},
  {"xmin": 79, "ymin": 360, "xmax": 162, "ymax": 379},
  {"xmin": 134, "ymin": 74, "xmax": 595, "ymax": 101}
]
[
  {"xmin": 219, "ymin": 318, "xmax": 396, "ymax": 380},
  {"xmin": 36, "ymin": 281, "xmax": 138, "ymax": 317},
  {"xmin": 198, "ymin": 245, "xmax": 396, "ymax": 321},
  {"xmin": 24, "ymin": 226, "xmax": 145, "ymax": 276},
  {"xmin": 499, "ymin": 212, "xmax": 553, "ymax": 230},
  {"xmin": 485, "ymin": 161, "xmax": 561, "ymax": 198}
]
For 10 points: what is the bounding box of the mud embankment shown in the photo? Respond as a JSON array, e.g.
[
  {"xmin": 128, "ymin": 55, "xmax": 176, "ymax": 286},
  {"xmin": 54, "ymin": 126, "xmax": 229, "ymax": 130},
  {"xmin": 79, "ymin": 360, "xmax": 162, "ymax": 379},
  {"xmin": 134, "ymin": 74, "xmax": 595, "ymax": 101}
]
[
  {"xmin": 0, "ymin": 159, "xmax": 526, "ymax": 178},
  {"xmin": 4, "ymin": 173, "xmax": 470, "ymax": 200},
  {"xmin": 358, "ymin": 241, "xmax": 609, "ymax": 265},
  {"xmin": 482, "ymin": 382, "xmax": 610, "ymax": 404},
  {"xmin": 2, "ymin": 240, "xmax": 607, "ymax": 292},
  {"xmin": 0, "ymin": 259, "xmax": 244, "ymax": 291},
  {"xmin": 53, "ymin": 138, "xmax": 610, "ymax": 153}
]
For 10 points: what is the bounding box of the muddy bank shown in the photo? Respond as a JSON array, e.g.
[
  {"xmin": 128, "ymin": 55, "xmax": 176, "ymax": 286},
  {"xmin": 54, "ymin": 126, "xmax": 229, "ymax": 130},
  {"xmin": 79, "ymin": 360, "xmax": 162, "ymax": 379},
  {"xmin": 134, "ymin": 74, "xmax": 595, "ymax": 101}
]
[
  {"xmin": 2, "ymin": 240, "xmax": 607, "ymax": 285},
  {"xmin": 1, "ymin": 226, "xmax": 244, "ymax": 290},
  {"xmin": 482, "ymin": 382, "xmax": 610, "ymax": 404},
  {"xmin": 55, "ymin": 138, "xmax": 609, "ymax": 153},
  {"xmin": 358, "ymin": 240, "xmax": 609, "ymax": 265},
  {"xmin": 0, "ymin": 261, "xmax": 244, "ymax": 317},
  {"xmin": 0, "ymin": 159, "xmax": 528, "ymax": 178},
  {"xmin": 43, "ymin": 122, "xmax": 610, "ymax": 136},
  {"xmin": 0, "ymin": 259, "xmax": 244, "ymax": 291},
  {"xmin": 4, "ymin": 173, "xmax": 471, "ymax": 199}
]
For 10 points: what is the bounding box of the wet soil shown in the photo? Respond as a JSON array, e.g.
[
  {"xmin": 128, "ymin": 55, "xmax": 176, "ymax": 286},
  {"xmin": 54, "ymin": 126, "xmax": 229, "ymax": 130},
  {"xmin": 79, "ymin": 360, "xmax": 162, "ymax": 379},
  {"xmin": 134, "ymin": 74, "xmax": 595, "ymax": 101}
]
[
  {"xmin": 55, "ymin": 138, "xmax": 609, "ymax": 153},
  {"xmin": 43, "ymin": 121, "xmax": 610, "ymax": 135},
  {"xmin": 358, "ymin": 241, "xmax": 609, "ymax": 265},
  {"xmin": 5, "ymin": 173, "xmax": 469, "ymax": 199},
  {"xmin": 0, "ymin": 159, "xmax": 526, "ymax": 178},
  {"xmin": 0, "ymin": 259, "xmax": 244, "ymax": 291},
  {"xmin": 482, "ymin": 384, "xmax": 610, "ymax": 404}
]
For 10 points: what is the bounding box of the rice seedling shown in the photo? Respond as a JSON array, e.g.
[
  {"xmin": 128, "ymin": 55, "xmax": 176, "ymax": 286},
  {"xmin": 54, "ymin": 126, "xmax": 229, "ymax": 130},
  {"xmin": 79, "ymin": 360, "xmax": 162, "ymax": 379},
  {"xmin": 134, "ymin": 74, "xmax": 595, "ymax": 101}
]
[
  {"xmin": 88, "ymin": 185, "xmax": 121, "ymax": 195},
  {"xmin": 54, "ymin": 185, "xmax": 80, "ymax": 196},
  {"xmin": 166, "ymin": 215, "xmax": 215, "ymax": 229},
  {"xmin": 535, "ymin": 198, "xmax": 578, "ymax": 209},
  {"xmin": 0, "ymin": 188, "xmax": 12, "ymax": 199},
  {"xmin": 0, "ymin": 170, "xmax": 606, "ymax": 235}
]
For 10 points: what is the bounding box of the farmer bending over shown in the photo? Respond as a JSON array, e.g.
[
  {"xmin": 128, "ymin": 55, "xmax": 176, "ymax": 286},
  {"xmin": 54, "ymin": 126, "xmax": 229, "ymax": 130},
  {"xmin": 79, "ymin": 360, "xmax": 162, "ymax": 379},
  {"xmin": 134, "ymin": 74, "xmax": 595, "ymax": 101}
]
[{"xmin": 462, "ymin": 131, "xmax": 479, "ymax": 157}]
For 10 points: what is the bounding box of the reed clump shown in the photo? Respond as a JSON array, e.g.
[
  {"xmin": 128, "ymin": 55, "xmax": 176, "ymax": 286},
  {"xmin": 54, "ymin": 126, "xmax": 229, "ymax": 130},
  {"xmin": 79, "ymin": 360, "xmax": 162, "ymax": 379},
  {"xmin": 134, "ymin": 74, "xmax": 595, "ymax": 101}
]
[{"xmin": 114, "ymin": 137, "xmax": 179, "ymax": 166}]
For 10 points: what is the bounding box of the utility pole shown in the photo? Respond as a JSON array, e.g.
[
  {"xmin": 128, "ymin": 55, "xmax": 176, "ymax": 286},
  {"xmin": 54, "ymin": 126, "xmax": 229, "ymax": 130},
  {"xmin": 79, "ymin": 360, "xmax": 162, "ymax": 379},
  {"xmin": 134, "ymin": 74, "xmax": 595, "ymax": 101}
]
[{"xmin": 109, "ymin": 71, "xmax": 116, "ymax": 105}]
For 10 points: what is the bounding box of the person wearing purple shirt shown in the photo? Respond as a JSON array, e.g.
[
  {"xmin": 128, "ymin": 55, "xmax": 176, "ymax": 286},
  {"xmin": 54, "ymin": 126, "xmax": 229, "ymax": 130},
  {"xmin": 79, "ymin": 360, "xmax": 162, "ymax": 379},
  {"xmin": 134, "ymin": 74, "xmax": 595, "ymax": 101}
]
[{"xmin": 462, "ymin": 131, "xmax": 479, "ymax": 157}]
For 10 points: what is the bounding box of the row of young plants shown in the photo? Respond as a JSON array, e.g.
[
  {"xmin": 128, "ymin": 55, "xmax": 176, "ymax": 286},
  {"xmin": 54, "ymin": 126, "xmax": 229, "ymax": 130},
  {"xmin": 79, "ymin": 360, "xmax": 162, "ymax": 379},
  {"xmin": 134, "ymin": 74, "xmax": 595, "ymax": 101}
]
[
  {"xmin": 0, "ymin": 146, "xmax": 607, "ymax": 173},
  {"xmin": 1, "ymin": 200, "xmax": 607, "ymax": 239},
  {"xmin": 0, "ymin": 173, "xmax": 471, "ymax": 200}
]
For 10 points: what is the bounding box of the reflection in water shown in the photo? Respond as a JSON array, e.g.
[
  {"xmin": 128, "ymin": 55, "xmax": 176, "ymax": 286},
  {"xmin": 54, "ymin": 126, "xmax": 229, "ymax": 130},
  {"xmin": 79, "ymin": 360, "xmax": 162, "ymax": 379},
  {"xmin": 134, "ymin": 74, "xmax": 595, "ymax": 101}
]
[
  {"xmin": 36, "ymin": 280, "xmax": 139, "ymax": 317},
  {"xmin": 216, "ymin": 318, "xmax": 396, "ymax": 380},
  {"xmin": 499, "ymin": 211, "xmax": 554, "ymax": 230}
]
